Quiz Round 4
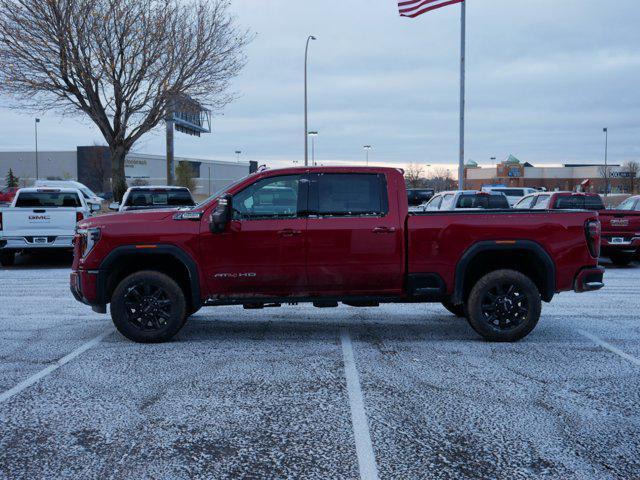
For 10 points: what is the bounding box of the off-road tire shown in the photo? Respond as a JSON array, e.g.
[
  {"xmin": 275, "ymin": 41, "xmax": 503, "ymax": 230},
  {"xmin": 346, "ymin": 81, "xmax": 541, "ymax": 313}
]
[
  {"xmin": 466, "ymin": 269, "xmax": 541, "ymax": 342},
  {"xmin": 441, "ymin": 299, "xmax": 466, "ymax": 318},
  {"xmin": 608, "ymin": 252, "xmax": 633, "ymax": 267},
  {"xmin": 111, "ymin": 270, "xmax": 187, "ymax": 343}
]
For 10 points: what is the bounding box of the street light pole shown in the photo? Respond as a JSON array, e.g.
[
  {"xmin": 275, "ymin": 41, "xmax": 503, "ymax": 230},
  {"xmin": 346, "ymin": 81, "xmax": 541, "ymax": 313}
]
[
  {"xmin": 603, "ymin": 128, "xmax": 609, "ymax": 196},
  {"xmin": 35, "ymin": 118, "xmax": 40, "ymax": 181},
  {"xmin": 308, "ymin": 131, "xmax": 318, "ymax": 165},
  {"xmin": 363, "ymin": 145, "xmax": 372, "ymax": 166},
  {"xmin": 304, "ymin": 35, "xmax": 316, "ymax": 166}
]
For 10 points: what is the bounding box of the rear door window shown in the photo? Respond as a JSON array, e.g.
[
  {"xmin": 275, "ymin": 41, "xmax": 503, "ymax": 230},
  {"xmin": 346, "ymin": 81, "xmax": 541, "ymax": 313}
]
[
  {"xmin": 310, "ymin": 173, "xmax": 388, "ymax": 216},
  {"xmin": 14, "ymin": 192, "xmax": 81, "ymax": 208}
]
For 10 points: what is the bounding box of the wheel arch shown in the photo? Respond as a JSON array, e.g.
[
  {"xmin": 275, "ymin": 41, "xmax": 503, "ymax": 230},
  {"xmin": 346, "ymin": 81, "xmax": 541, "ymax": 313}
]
[
  {"xmin": 96, "ymin": 245, "xmax": 201, "ymax": 310},
  {"xmin": 452, "ymin": 240, "xmax": 556, "ymax": 305}
]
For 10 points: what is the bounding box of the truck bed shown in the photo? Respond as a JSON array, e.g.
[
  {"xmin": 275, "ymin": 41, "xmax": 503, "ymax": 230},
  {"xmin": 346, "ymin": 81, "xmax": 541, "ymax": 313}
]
[{"xmin": 407, "ymin": 209, "xmax": 598, "ymax": 294}]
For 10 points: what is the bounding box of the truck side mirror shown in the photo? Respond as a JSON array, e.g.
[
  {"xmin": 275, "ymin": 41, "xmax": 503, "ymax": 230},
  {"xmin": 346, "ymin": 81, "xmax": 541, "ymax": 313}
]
[
  {"xmin": 108, "ymin": 202, "xmax": 120, "ymax": 211},
  {"xmin": 90, "ymin": 203, "xmax": 102, "ymax": 213},
  {"xmin": 210, "ymin": 194, "xmax": 232, "ymax": 233}
]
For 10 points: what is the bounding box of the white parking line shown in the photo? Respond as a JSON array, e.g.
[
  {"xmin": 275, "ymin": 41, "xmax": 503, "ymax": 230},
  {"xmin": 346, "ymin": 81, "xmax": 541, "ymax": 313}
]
[
  {"xmin": 340, "ymin": 328, "xmax": 379, "ymax": 480},
  {"xmin": 578, "ymin": 329, "xmax": 640, "ymax": 367},
  {"xmin": 0, "ymin": 329, "xmax": 112, "ymax": 404}
]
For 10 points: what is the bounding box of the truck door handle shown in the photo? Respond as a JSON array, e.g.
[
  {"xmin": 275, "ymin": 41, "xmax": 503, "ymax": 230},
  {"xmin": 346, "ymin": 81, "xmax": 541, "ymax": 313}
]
[
  {"xmin": 278, "ymin": 229, "xmax": 302, "ymax": 237},
  {"xmin": 372, "ymin": 226, "xmax": 396, "ymax": 234}
]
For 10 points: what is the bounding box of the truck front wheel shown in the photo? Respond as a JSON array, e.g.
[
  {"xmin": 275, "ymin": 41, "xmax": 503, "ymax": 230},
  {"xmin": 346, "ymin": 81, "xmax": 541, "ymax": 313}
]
[
  {"xmin": 465, "ymin": 269, "xmax": 541, "ymax": 342},
  {"xmin": 110, "ymin": 271, "xmax": 187, "ymax": 343}
]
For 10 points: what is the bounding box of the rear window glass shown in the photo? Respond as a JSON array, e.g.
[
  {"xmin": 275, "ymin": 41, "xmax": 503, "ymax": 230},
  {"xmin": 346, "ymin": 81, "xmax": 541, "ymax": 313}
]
[
  {"xmin": 456, "ymin": 194, "xmax": 509, "ymax": 209},
  {"xmin": 407, "ymin": 189, "xmax": 434, "ymax": 206},
  {"xmin": 125, "ymin": 189, "xmax": 195, "ymax": 208},
  {"xmin": 15, "ymin": 192, "xmax": 81, "ymax": 208},
  {"xmin": 493, "ymin": 189, "xmax": 525, "ymax": 197},
  {"xmin": 316, "ymin": 174, "xmax": 387, "ymax": 216},
  {"xmin": 554, "ymin": 195, "xmax": 604, "ymax": 210}
]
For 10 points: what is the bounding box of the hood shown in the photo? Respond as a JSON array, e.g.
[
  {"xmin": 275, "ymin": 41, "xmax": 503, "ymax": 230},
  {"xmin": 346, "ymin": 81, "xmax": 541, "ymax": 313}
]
[{"xmin": 78, "ymin": 209, "xmax": 177, "ymax": 229}]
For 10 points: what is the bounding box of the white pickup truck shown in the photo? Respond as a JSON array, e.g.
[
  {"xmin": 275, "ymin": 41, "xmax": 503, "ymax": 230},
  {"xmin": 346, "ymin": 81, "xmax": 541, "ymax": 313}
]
[{"xmin": 0, "ymin": 188, "xmax": 99, "ymax": 266}]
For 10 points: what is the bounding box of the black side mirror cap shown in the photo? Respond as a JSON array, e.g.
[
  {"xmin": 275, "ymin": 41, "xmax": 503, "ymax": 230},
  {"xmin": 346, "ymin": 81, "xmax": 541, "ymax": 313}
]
[{"xmin": 210, "ymin": 194, "xmax": 232, "ymax": 233}]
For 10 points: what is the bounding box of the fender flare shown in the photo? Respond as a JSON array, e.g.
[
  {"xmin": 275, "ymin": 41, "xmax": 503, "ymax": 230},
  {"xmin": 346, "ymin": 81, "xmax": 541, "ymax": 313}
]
[
  {"xmin": 96, "ymin": 244, "xmax": 201, "ymax": 309},
  {"xmin": 452, "ymin": 240, "xmax": 556, "ymax": 304}
]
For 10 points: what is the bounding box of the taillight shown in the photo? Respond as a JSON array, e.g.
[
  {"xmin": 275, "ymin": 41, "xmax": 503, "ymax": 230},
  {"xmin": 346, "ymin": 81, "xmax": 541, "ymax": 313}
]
[
  {"xmin": 585, "ymin": 219, "xmax": 601, "ymax": 258},
  {"xmin": 76, "ymin": 211, "xmax": 84, "ymax": 223}
]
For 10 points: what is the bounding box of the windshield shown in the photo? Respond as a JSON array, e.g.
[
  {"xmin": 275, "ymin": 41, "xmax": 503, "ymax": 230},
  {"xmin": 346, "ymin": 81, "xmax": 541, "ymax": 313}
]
[{"xmin": 193, "ymin": 174, "xmax": 252, "ymax": 209}]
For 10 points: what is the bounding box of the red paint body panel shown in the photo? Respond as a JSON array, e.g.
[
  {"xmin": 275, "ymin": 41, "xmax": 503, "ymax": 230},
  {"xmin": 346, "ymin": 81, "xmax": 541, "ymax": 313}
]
[{"xmin": 70, "ymin": 167, "xmax": 602, "ymax": 308}]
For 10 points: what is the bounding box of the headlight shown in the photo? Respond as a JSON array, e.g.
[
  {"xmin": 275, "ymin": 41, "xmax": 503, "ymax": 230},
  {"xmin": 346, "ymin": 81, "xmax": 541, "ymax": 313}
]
[{"xmin": 77, "ymin": 227, "xmax": 101, "ymax": 258}]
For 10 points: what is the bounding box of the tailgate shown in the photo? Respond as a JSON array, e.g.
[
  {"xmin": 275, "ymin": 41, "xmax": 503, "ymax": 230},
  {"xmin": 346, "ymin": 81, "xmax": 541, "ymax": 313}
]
[
  {"xmin": 599, "ymin": 210, "xmax": 640, "ymax": 236},
  {"xmin": 2, "ymin": 208, "xmax": 78, "ymax": 237}
]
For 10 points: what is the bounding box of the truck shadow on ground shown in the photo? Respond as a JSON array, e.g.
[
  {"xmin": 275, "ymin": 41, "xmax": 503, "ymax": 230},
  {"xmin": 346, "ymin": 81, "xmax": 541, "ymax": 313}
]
[
  {"xmin": 3, "ymin": 251, "xmax": 73, "ymax": 269},
  {"xmin": 172, "ymin": 314, "xmax": 561, "ymax": 345}
]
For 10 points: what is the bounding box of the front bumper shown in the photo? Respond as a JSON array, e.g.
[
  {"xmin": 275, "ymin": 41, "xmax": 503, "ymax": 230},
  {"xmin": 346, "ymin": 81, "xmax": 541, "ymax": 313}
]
[
  {"xmin": 0, "ymin": 236, "xmax": 74, "ymax": 250},
  {"xmin": 573, "ymin": 266, "xmax": 605, "ymax": 293},
  {"xmin": 70, "ymin": 269, "xmax": 105, "ymax": 313}
]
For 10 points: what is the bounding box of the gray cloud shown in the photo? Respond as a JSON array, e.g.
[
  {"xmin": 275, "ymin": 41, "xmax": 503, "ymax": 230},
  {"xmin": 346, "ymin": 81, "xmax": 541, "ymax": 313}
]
[{"xmin": 0, "ymin": 0, "xmax": 638, "ymax": 171}]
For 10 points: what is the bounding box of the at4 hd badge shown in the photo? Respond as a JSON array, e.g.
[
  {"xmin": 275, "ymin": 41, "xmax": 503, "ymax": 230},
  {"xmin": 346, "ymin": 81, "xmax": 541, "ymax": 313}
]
[{"xmin": 214, "ymin": 272, "xmax": 257, "ymax": 279}]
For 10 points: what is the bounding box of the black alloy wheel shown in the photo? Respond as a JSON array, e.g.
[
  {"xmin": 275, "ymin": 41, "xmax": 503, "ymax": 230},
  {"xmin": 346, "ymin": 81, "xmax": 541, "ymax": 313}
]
[
  {"xmin": 111, "ymin": 271, "xmax": 187, "ymax": 343},
  {"xmin": 466, "ymin": 269, "xmax": 541, "ymax": 342},
  {"xmin": 124, "ymin": 283, "xmax": 173, "ymax": 331}
]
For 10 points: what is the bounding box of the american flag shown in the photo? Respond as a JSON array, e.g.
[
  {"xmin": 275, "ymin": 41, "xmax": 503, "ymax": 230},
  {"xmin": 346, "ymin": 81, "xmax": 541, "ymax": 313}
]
[{"xmin": 398, "ymin": 0, "xmax": 464, "ymax": 18}]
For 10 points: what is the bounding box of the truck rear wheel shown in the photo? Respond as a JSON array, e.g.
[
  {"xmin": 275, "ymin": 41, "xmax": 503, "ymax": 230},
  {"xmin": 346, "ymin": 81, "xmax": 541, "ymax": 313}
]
[
  {"xmin": 465, "ymin": 269, "xmax": 541, "ymax": 342},
  {"xmin": 608, "ymin": 252, "xmax": 633, "ymax": 267},
  {"xmin": 0, "ymin": 251, "xmax": 15, "ymax": 267},
  {"xmin": 441, "ymin": 299, "xmax": 466, "ymax": 317},
  {"xmin": 110, "ymin": 271, "xmax": 187, "ymax": 343}
]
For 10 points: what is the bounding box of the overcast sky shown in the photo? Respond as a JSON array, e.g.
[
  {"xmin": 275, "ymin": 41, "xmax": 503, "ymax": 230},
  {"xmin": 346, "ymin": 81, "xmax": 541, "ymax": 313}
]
[{"xmin": 0, "ymin": 0, "xmax": 638, "ymax": 173}]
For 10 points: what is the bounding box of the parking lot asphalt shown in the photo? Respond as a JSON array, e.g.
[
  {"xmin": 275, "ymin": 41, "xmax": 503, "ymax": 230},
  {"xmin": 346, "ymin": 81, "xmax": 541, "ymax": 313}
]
[{"xmin": 1, "ymin": 256, "xmax": 639, "ymax": 480}]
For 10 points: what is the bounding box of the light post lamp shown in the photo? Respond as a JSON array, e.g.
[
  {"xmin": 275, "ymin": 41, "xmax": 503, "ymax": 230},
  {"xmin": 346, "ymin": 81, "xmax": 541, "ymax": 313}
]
[
  {"xmin": 35, "ymin": 118, "xmax": 40, "ymax": 180},
  {"xmin": 363, "ymin": 145, "xmax": 372, "ymax": 166},
  {"xmin": 308, "ymin": 131, "xmax": 318, "ymax": 165},
  {"xmin": 304, "ymin": 35, "xmax": 316, "ymax": 166},
  {"xmin": 235, "ymin": 150, "xmax": 242, "ymax": 163},
  {"xmin": 603, "ymin": 128, "xmax": 609, "ymax": 196}
]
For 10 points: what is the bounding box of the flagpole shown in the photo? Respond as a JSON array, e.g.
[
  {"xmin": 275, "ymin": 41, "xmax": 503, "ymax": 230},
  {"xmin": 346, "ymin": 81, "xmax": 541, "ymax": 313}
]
[{"xmin": 458, "ymin": 0, "xmax": 466, "ymax": 190}]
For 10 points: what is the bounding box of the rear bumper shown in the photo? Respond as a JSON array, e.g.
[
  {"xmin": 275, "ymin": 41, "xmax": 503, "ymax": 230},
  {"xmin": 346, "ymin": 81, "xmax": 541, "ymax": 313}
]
[
  {"xmin": 601, "ymin": 236, "xmax": 640, "ymax": 253},
  {"xmin": 573, "ymin": 266, "xmax": 605, "ymax": 293},
  {"xmin": 0, "ymin": 236, "xmax": 74, "ymax": 250}
]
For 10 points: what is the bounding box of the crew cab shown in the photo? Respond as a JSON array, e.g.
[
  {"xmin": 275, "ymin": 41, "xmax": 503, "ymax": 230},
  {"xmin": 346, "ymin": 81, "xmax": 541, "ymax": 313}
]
[
  {"xmin": 70, "ymin": 167, "xmax": 604, "ymax": 343},
  {"xmin": 0, "ymin": 188, "xmax": 99, "ymax": 266},
  {"xmin": 109, "ymin": 186, "xmax": 196, "ymax": 212},
  {"xmin": 424, "ymin": 190, "xmax": 510, "ymax": 211},
  {"xmin": 515, "ymin": 192, "xmax": 638, "ymax": 266}
]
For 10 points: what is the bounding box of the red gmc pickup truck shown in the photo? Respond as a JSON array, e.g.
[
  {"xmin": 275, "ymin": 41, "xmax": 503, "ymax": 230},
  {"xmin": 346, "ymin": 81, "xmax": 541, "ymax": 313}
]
[
  {"xmin": 515, "ymin": 191, "xmax": 640, "ymax": 266},
  {"xmin": 71, "ymin": 167, "xmax": 604, "ymax": 343}
]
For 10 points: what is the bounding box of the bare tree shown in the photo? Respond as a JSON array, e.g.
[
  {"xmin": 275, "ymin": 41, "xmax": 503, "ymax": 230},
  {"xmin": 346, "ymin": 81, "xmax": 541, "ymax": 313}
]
[
  {"xmin": 598, "ymin": 165, "xmax": 611, "ymax": 195},
  {"xmin": 427, "ymin": 167, "xmax": 454, "ymax": 192},
  {"xmin": 404, "ymin": 163, "xmax": 425, "ymax": 188},
  {"xmin": 0, "ymin": 0, "xmax": 249, "ymax": 200},
  {"xmin": 622, "ymin": 161, "xmax": 639, "ymax": 194}
]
